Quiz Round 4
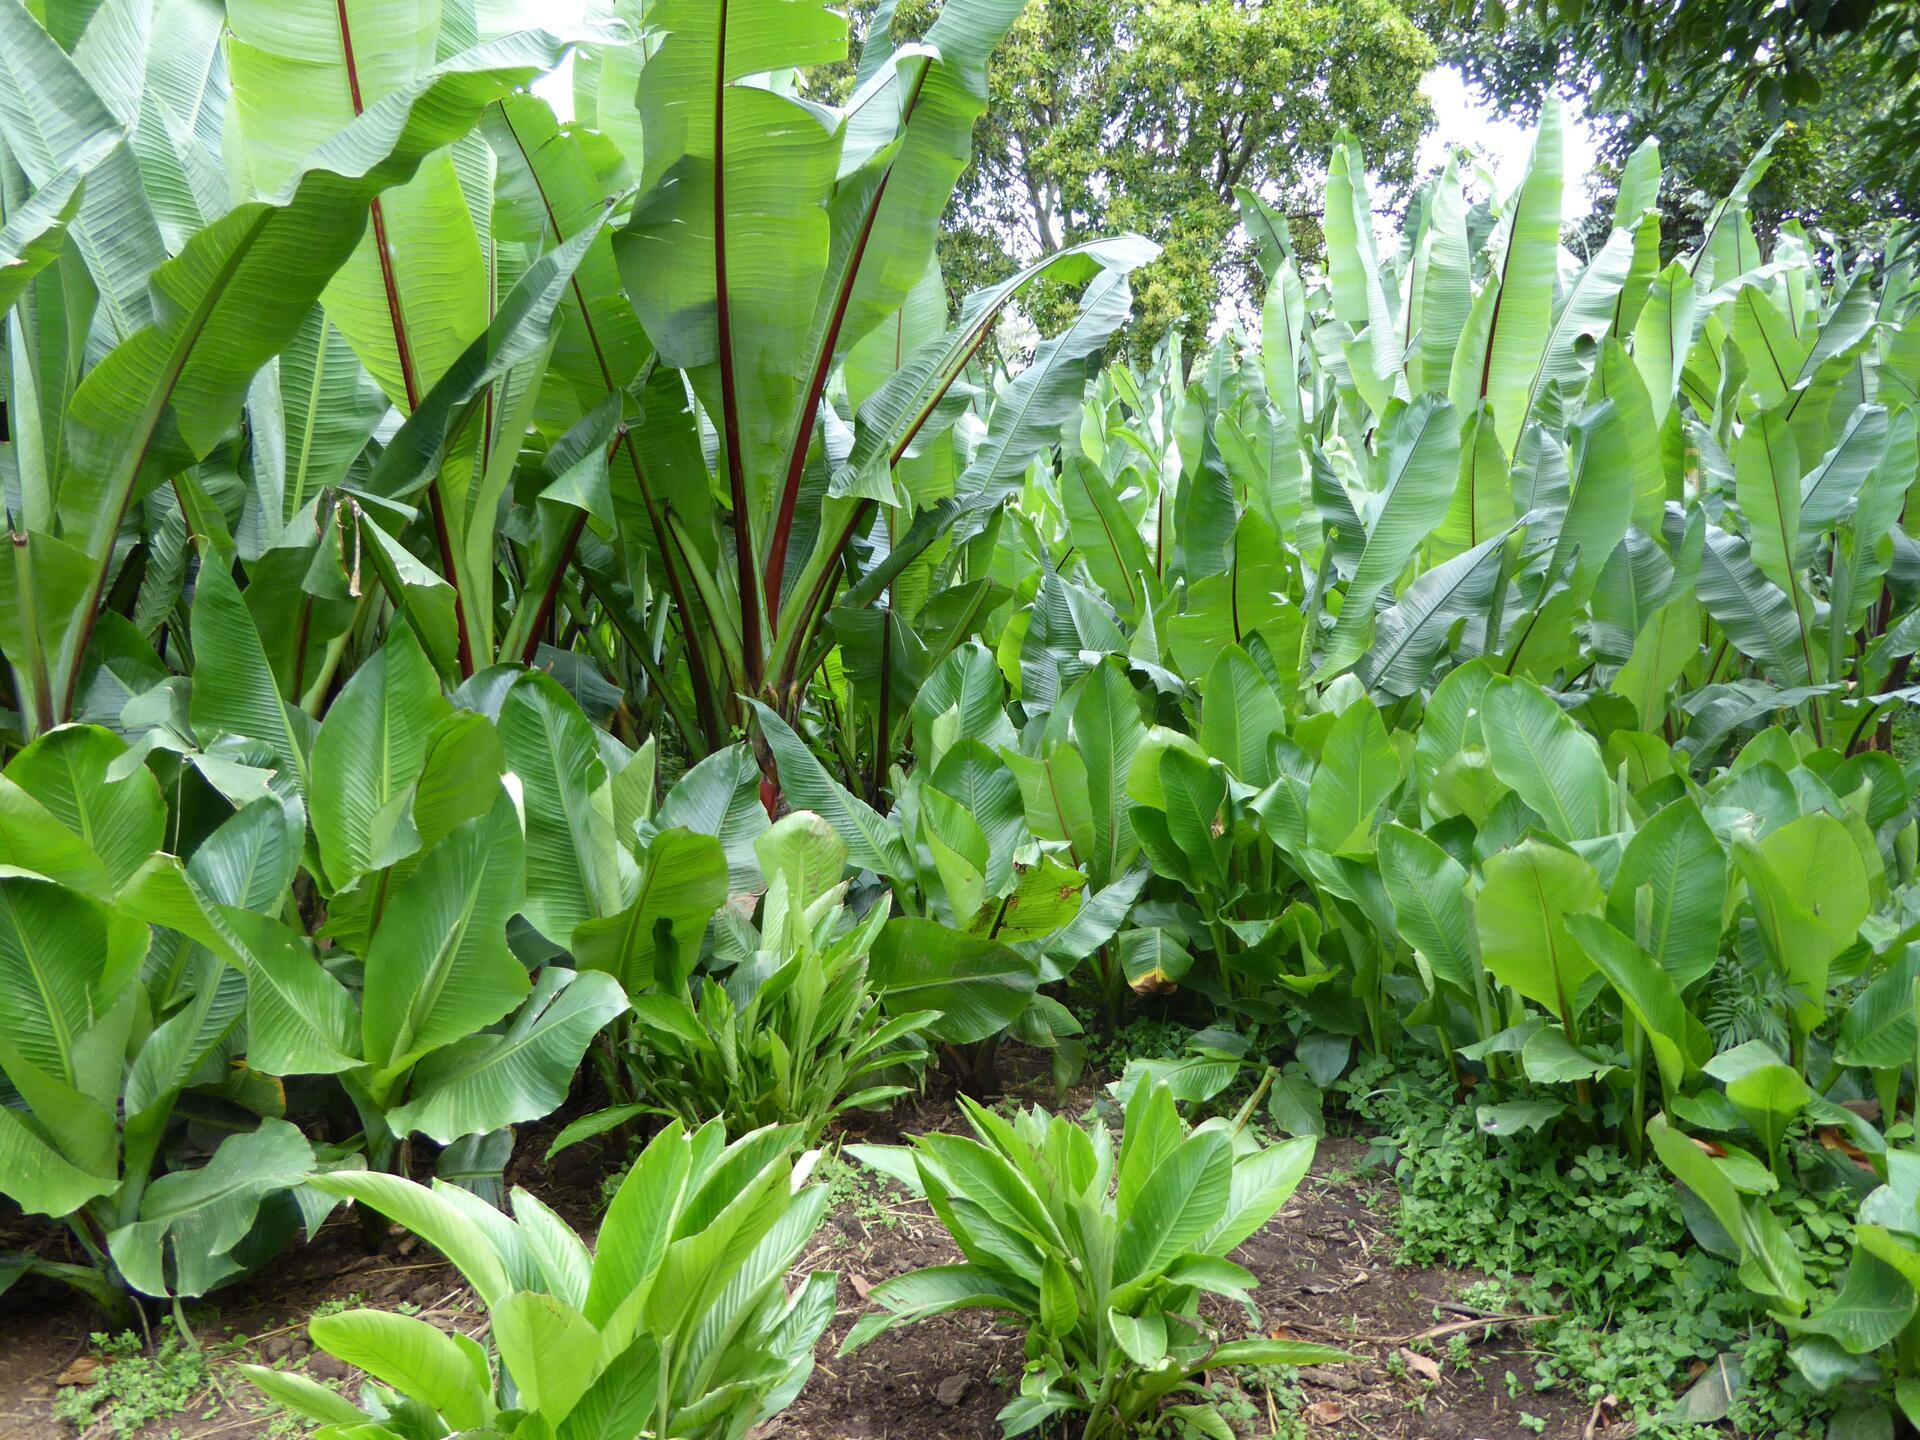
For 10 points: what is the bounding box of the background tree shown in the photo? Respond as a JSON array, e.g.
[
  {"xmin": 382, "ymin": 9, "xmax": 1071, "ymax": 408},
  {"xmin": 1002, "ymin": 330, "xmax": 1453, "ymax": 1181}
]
[
  {"xmin": 857, "ymin": 0, "xmax": 1435, "ymax": 348},
  {"xmin": 1425, "ymin": 0, "xmax": 1918, "ymax": 258}
]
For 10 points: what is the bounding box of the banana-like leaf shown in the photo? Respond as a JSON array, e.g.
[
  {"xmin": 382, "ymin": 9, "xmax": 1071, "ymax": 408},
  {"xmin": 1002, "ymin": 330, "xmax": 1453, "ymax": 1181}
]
[
  {"xmin": 869, "ymin": 917, "xmax": 1037, "ymax": 1044},
  {"xmin": 1319, "ymin": 395, "xmax": 1461, "ymax": 677},
  {"xmin": 1565, "ymin": 914, "xmax": 1706, "ymax": 1100},
  {"xmin": 386, "ymin": 966, "xmax": 628, "ymax": 1145},
  {"xmin": 1698, "ymin": 524, "xmax": 1813, "ymax": 686},
  {"xmin": 1607, "ymin": 797, "xmax": 1725, "ymax": 990},
  {"xmin": 0, "ymin": 132, "xmax": 111, "ymax": 315},
  {"xmin": 1376, "ymin": 823, "xmax": 1476, "ymax": 995},
  {"xmin": 1358, "ymin": 524, "xmax": 1512, "ymax": 698},
  {"xmin": 310, "ymin": 624, "xmax": 452, "ymax": 889},
  {"xmin": 498, "ymin": 671, "xmax": 630, "ymax": 946},
  {"xmin": 0, "ymin": 873, "xmax": 145, "ymax": 1217},
  {"xmin": 749, "ymin": 700, "xmax": 911, "ymax": 880},
  {"xmin": 1733, "ymin": 813, "xmax": 1868, "ymax": 1027},
  {"xmin": 362, "ymin": 789, "xmax": 529, "ymax": 1091},
  {"xmin": 1481, "ymin": 675, "xmax": 1609, "ymax": 842},
  {"xmin": 1475, "ymin": 840, "xmax": 1602, "ymax": 1027},
  {"xmin": 0, "ymin": 1, "xmax": 164, "ymax": 341},
  {"xmin": 1448, "ymin": 98, "xmax": 1563, "ymax": 453},
  {"xmin": 573, "ymin": 828, "xmax": 728, "ymax": 994},
  {"xmin": 1304, "ymin": 697, "xmax": 1398, "ymax": 857},
  {"xmin": 45, "ymin": 28, "xmax": 590, "ymax": 723},
  {"xmin": 106, "ymin": 1118, "xmax": 316, "ymax": 1297}
]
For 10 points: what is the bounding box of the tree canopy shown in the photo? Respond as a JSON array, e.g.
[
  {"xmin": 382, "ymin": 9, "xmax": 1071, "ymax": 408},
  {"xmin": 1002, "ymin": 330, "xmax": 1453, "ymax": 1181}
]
[
  {"xmin": 1426, "ymin": 0, "xmax": 1920, "ymax": 256},
  {"xmin": 859, "ymin": 0, "xmax": 1435, "ymax": 346}
]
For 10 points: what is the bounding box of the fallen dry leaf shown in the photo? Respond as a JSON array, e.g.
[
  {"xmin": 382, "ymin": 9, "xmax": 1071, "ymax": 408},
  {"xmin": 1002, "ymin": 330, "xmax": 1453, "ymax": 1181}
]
[
  {"xmin": 1305, "ymin": 1399, "xmax": 1345, "ymax": 1426},
  {"xmin": 55, "ymin": 1356, "xmax": 101, "ymax": 1387},
  {"xmin": 850, "ymin": 1274, "xmax": 874, "ymax": 1300},
  {"xmin": 1817, "ymin": 1128, "xmax": 1877, "ymax": 1172},
  {"xmin": 1397, "ymin": 1347, "xmax": 1442, "ymax": 1383}
]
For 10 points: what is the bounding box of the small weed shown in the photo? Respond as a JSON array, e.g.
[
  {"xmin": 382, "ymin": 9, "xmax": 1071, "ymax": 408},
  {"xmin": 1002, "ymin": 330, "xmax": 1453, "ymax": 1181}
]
[
  {"xmin": 307, "ymin": 1291, "xmax": 365, "ymax": 1321},
  {"xmin": 819, "ymin": 1152, "xmax": 904, "ymax": 1231},
  {"xmin": 53, "ymin": 1322, "xmax": 207, "ymax": 1437},
  {"xmin": 1193, "ymin": 1361, "xmax": 1308, "ymax": 1440},
  {"xmin": 1083, "ymin": 1015, "xmax": 1190, "ymax": 1076}
]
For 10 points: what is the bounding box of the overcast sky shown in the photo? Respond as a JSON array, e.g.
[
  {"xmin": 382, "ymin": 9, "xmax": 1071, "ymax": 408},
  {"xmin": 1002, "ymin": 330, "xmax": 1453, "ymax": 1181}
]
[{"xmin": 1420, "ymin": 66, "xmax": 1597, "ymax": 221}]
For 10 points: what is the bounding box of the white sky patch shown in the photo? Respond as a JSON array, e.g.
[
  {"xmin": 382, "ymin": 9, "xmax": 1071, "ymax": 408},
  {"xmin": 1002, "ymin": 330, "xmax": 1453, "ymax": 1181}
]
[
  {"xmin": 1418, "ymin": 65, "xmax": 1599, "ymax": 223},
  {"xmin": 532, "ymin": 50, "xmax": 576, "ymax": 118}
]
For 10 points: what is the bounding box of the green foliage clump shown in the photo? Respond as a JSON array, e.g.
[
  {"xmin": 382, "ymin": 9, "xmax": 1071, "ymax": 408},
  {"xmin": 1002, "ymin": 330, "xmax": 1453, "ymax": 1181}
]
[
  {"xmin": 1342, "ymin": 1058, "xmax": 1840, "ymax": 1433},
  {"xmin": 845, "ymin": 1082, "xmax": 1346, "ymax": 1437},
  {"xmin": 52, "ymin": 1324, "xmax": 207, "ymax": 1437},
  {"xmin": 244, "ymin": 1119, "xmax": 835, "ymax": 1440}
]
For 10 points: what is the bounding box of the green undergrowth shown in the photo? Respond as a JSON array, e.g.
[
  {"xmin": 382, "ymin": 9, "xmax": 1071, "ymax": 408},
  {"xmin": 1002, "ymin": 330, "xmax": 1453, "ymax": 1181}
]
[
  {"xmin": 51, "ymin": 1322, "xmax": 209, "ymax": 1437},
  {"xmin": 1337, "ymin": 1056, "xmax": 1845, "ymax": 1436}
]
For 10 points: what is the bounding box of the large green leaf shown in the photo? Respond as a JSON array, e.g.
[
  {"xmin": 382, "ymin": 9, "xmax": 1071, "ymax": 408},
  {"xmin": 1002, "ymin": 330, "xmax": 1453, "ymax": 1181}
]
[
  {"xmin": 1630, "ymin": 261, "xmax": 1697, "ymax": 426},
  {"xmin": 309, "ymin": 1169, "xmax": 513, "ymax": 1303},
  {"xmin": 1323, "ymin": 131, "xmax": 1398, "ymax": 407},
  {"xmin": 0, "ymin": 1, "xmax": 164, "ymax": 342},
  {"xmin": 1612, "ymin": 591, "xmax": 1700, "ymax": 732},
  {"xmin": 1565, "ymin": 914, "xmax": 1706, "ymax": 1099},
  {"xmin": 1648, "ymin": 1114, "xmax": 1806, "ymax": 1311},
  {"xmin": 188, "ymin": 547, "xmax": 315, "ymax": 795},
  {"xmin": 1698, "ymin": 524, "xmax": 1813, "ymax": 687},
  {"xmin": 362, "ymin": 789, "xmax": 529, "ymax": 1092},
  {"xmin": 308, "ymin": 1307, "xmax": 494, "ymax": 1430},
  {"xmin": 1070, "ymin": 659, "xmax": 1145, "ymax": 886},
  {"xmin": 1734, "ymin": 410, "xmax": 1817, "ymax": 684},
  {"xmin": 0, "ymin": 873, "xmax": 144, "ymax": 1217},
  {"xmin": 1305, "ymin": 697, "xmax": 1398, "ymax": 856},
  {"xmin": 386, "ymin": 967, "xmax": 628, "ymax": 1144},
  {"xmin": 4, "ymin": 724, "xmax": 164, "ymax": 891},
  {"xmin": 1429, "ymin": 403, "xmax": 1511, "ymax": 564},
  {"xmin": 1475, "ymin": 840, "xmax": 1602, "ymax": 1027},
  {"xmin": 275, "ymin": 307, "xmax": 389, "ymax": 529},
  {"xmin": 46, "ymin": 28, "xmax": 586, "ymax": 719},
  {"xmin": 655, "ymin": 745, "xmax": 771, "ymax": 896},
  {"xmin": 1447, "ymin": 98, "xmax": 1563, "ymax": 453},
  {"xmin": 1607, "ymin": 797, "xmax": 1725, "ymax": 990},
  {"xmin": 617, "ymin": 0, "xmax": 844, "ymax": 530},
  {"xmin": 1524, "ymin": 220, "xmax": 1642, "ymax": 429},
  {"xmin": 1317, "ymin": 395, "xmax": 1460, "ymax": 677},
  {"xmin": 1703, "ymin": 1040, "xmax": 1809, "ymax": 1164},
  {"xmin": 227, "ymin": 0, "xmax": 487, "ymax": 406},
  {"xmin": 0, "ymin": 132, "xmax": 106, "ymax": 316},
  {"xmin": 118, "ymin": 862, "xmax": 363, "ymax": 1076},
  {"xmin": 1199, "ymin": 645, "xmax": 1284, "ymax": 787},
  {"xmin": 106, "ymin": 1119, "xmax": 315, "ymax": 1298},
  {"xmin": 484, "ymin": 91, "xmax": 649, "ymax": 403},
  {"xmin": 1358, "ymin": 525, "xmax": 1512, "ymax": 698},
  {"xmin": 1482, "ymin": 676, "xmax": 1609, "ymax": 841},
  {"xmin": 1734, "ymin": 812, "xmax": 1868, "ymax": 1025},
  {"xmin": 310, "ymin": 625, "xmax": 452, "ymax": 888},
  {"xmin": 869, "ymin": 918, "xmax": 1037, "ymax": 1044},
  {"xmin": 1376, "ymin": 823, "xmax": 1476, "ymax": 995},
  {"xmin": 498, "ymin": 671, "xmax": 628, "ymax": 946},
  {"xmin": 572, "ymin": 828, "xmax": 728, "ymax": 994},
  {"xmin": 1112, "ymin": 1128, "xmax": 1233, "ymax": 1286},
  {"xmin": 749, "ymin": 700, "xmax": 912, "ymax": 880}
]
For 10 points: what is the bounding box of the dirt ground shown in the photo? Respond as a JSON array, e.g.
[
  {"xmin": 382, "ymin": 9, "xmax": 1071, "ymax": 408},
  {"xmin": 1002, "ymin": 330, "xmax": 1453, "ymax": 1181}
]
[{"xmin": 0, "ymin": 1091, "xmax": 1600, "ymax": 1440}]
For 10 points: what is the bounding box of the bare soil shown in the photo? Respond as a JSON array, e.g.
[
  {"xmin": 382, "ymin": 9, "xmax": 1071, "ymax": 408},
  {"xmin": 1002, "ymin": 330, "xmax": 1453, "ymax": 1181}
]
[{"xmin": 0, "ymin": 1090, "xmax": 1601, "ymax": 1440}]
